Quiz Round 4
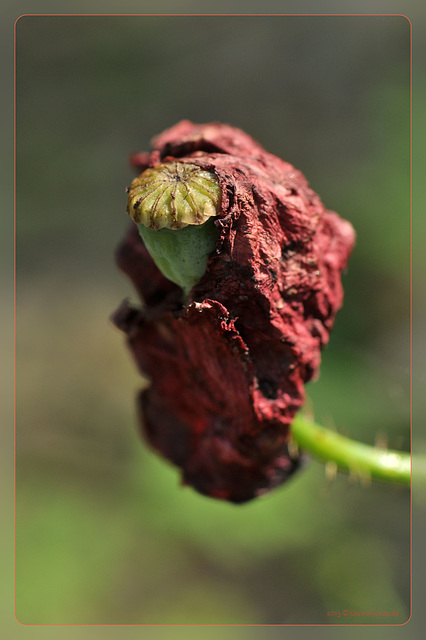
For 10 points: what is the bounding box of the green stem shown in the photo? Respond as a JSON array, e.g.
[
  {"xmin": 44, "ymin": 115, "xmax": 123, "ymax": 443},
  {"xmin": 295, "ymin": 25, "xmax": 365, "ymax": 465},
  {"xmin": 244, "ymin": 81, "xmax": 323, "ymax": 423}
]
[{"xmin": 290, "ymin": 414, "xmax": 423, "ymax": 487}]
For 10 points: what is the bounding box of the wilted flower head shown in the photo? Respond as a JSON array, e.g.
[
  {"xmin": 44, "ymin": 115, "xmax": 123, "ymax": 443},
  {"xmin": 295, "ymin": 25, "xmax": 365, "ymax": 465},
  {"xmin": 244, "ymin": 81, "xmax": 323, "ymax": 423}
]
[{"xmin": 113, "ymin": 120, "xmax": 355, "ymax": 503}]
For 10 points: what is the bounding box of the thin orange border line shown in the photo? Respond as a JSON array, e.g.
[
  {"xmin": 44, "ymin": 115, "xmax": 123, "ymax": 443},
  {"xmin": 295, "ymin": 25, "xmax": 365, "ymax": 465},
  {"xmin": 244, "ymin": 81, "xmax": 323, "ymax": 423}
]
[
  {"xmin": 409, "ymin": 8, "xmax": 413, "ymax": 627},
  {"xmin": 14, "ymin": 13, "xmax": 413, "ymax": 19},
  {"xmin": 14, "ymin": 7, "xmax": 17, "ymax": 633},
  {"xmin": 14, "ymin": 12, "xmax": 413, "ymax": 628}
]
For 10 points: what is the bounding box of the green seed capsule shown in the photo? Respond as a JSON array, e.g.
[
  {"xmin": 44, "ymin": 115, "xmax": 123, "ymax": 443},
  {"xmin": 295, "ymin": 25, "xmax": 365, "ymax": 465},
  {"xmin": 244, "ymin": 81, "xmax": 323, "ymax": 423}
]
[
  {"xmin": 126, "ymin": 162, "xmax": 222, "ymax": 297},
  {"xmin": 127, "ymin": 162, "xmax": 221, "ymax": 230},
  {"xmin": 137, "ymin": 219, "xmax": 220, "ymax": 297}
]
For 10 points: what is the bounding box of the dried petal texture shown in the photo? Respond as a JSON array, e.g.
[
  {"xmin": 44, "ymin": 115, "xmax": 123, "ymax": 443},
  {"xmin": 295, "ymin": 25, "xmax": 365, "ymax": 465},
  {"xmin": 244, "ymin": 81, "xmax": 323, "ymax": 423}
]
[{"xmin": 114, "ymin": 121, "xmax": 355, "ymax": 502}]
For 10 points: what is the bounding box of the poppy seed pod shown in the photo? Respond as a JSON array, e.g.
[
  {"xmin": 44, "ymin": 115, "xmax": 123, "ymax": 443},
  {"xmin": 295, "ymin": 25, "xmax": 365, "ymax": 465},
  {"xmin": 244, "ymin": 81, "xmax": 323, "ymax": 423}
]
[
  {"xmin": 126, "ymin": 162, "xmax": 222, "ymax": 296},
  {"xmin": 113, "ymin": 120, "xmax": 356, "ymax": 503}
]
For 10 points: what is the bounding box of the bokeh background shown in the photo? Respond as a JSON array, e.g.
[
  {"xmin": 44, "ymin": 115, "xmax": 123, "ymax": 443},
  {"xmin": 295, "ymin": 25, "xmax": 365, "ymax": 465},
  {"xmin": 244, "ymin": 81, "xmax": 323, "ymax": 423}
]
[{"xmin": 13, "ymin": 11, "xmax": 415, "ymax": 630}]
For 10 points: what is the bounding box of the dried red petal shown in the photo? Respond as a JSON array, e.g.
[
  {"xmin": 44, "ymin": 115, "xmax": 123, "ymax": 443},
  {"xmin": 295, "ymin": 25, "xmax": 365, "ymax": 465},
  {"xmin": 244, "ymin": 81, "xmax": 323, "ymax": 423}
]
[{"xmin": 113, "ymin": 121, "xmax": 355, "ymax": 503}]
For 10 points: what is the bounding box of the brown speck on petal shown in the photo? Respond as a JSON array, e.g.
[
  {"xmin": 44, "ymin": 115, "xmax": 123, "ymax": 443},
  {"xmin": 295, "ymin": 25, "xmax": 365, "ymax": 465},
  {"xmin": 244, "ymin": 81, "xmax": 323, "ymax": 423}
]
[{"xmin": 112, "ymin": 121, "xmax": 356, "ymax": 503}]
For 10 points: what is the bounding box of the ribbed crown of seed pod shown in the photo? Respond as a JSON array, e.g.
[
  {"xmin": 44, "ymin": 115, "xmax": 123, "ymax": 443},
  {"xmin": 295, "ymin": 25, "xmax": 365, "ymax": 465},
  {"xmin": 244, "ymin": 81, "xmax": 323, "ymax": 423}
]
[{"xmin": 127, "ymin": 162, "xmax": 221, "ymax": 230}]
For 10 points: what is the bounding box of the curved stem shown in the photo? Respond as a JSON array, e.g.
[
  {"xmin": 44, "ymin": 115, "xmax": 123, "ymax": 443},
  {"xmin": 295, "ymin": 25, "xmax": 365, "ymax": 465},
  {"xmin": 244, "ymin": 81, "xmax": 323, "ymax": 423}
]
[{"xmin": 290, "ymin": 414, "xmax": 423, "ymax": 487}]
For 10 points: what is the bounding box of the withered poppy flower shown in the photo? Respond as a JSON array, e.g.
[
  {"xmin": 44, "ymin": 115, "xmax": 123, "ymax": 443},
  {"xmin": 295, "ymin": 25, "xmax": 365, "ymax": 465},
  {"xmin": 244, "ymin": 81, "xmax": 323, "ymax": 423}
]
[{"xmin": 113, "ymin": 121, "xmax": 355, "ymax": 503}]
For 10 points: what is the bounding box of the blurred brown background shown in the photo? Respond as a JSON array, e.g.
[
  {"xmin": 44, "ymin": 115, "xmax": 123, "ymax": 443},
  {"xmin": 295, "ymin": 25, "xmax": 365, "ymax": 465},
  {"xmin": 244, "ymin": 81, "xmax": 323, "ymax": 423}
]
[{"xmin": 7, "ymin": 5, "xmax": 421, "ymax": 634}]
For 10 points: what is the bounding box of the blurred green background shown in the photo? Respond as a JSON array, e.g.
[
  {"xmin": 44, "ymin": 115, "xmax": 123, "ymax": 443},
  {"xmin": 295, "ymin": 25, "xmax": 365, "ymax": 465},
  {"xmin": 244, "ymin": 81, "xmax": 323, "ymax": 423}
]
[{"xmin": 15, "ymin": 13, "xmax": 413, "ymax": 628}]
